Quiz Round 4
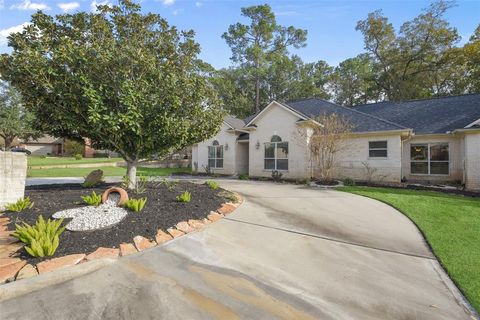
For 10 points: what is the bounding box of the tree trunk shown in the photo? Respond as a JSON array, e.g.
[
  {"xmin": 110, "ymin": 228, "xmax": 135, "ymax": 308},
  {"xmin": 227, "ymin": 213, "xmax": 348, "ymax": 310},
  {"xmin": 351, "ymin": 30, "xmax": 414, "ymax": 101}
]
[
  {"xmin": 126, "ymin": 160, "xmax": 137, "ymax": 190},
  {"xmin": 4, "ymin": 136, "xmax": 14, "ymax": 149},
  {"xmin": 255, "ymin": 78, "xmax": 260, "ymax": 113}
]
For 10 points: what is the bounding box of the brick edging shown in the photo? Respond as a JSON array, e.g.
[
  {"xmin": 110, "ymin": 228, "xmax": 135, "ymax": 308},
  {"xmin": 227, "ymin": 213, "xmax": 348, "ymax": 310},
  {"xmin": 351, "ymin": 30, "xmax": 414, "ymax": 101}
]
[{"xmin": 0, "ymin": 193, "xmax": 243, "ymax": 284}]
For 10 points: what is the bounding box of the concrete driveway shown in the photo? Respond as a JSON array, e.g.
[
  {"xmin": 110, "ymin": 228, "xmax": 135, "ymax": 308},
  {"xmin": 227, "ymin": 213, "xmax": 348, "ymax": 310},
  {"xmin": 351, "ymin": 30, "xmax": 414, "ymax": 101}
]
[{"xmin": 0, "ymin": 180, "xmax": 475, "ymax": 319}]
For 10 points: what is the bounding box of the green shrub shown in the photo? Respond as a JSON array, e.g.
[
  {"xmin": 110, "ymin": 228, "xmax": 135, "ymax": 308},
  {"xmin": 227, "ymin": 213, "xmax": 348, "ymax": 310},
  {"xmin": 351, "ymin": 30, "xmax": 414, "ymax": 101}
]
[
  {"xmin": 205, "ymin": 180, "xmax": 219, "ymax": 190},
  {"xmin": 5, "ymin": 197, "xmax": 34, "ymax": 212},
  {"xmin": 238, "ymin": 174, "xmax": 249, "ymax": 180},
  {"xmin": 74, "ymin": 153, "xmax": 83, "ymax": 160},
  {"xmin": 271, "ymin": 170, "xmax": 283, "ymax": 182},
  {"xmin": 12, "ymin": 215, "xmax": 65, "ymax": 257},
  {"xmin": 81, "ymin": 191, "xmax": 102, "ymax": 206},
  {"xmin": 40, "ymin": 155, "xmax": 47, "ymax": 159},
  {"xmin": 218, "ymin": 190, "xmax": 240, "ymax": 203},
  {"xmin": 155, "ymin": 178, "xmax": 177, "ymax": 191},
  {"xmin": 121, "ymin": 175, "xmax": 148, "ymax": 194},
  {"xmin": 343, "ymin": 177, "xmax": 356, "ymax": 186},
  {"xmin": 123, "ymin": 198, "xmax": 147, "ymax": 212},
  {"xmin": 176, "ymin": 191, "xmax": 191, "ymax": 203}
]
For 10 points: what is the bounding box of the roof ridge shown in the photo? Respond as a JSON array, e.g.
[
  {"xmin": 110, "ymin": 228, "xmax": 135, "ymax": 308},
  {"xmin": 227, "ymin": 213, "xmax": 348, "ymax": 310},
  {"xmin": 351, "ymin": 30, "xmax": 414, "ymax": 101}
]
[{"xmin": 354, "ymin": 92, "xmax": 480, "ymax": 107}]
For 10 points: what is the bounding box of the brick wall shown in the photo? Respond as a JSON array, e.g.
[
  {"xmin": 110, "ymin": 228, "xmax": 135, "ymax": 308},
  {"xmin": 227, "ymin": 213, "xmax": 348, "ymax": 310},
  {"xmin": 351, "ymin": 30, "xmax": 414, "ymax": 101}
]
[
  {"xmin": 464, "ymin": 132, "xmax": 480, "ymax": 190},
  {"xmin": 0, "ymin": 152, "xmax": 27, "ymax": 210}
]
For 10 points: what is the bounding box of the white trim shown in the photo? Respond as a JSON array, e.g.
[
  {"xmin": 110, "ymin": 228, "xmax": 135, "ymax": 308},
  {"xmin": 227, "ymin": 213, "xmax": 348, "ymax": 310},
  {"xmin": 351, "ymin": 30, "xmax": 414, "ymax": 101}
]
[
  {"xmin": 464, "ymin": 118, "xmax": 480, "ymax": 129},
  {"xmin": 244, "ymin": 101, "xmax": 307, "ymax": 127}
]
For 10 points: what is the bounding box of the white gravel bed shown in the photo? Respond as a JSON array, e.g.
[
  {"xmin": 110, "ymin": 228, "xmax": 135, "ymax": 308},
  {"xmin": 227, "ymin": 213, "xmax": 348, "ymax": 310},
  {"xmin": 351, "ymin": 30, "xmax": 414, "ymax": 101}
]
[{"xmin": 52, "ymin": 195, "xmax": 129, "ymax": 231}]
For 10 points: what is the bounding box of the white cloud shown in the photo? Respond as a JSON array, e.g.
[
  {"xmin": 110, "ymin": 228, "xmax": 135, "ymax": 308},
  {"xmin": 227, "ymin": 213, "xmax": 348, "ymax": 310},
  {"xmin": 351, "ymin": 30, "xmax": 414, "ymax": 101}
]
[
  {"xmin": 163, "ymin": 0, "xmax": 175, "ymax": 6},
  {"xmin": 0, "ymin": 0, "xmax": 5, "ymax": 9},
  {"xmin": 195, "ymin": 1, "xmax": 202, "ymax": 7},
  {"xmin": 172, "ymin": 9, "xmax": 179, "ymax": 15},
  {"xmin": 10, "ymin": 0, "xmax": 49, "ymax": 10},
  {"xmin": 0, "ymin": 22, "xmax": 30, "ymax": 44},
  {"xmin": 90, "ymin": 0, "xmax": 110, "ymax": 12},
  {"xmin": 58, "ymin": 2, "xmax": 79, "ymax": 12}
]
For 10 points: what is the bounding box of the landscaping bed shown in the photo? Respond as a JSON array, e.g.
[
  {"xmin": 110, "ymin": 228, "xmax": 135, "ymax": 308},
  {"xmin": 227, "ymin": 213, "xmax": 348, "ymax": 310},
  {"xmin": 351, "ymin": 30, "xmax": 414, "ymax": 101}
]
[{"xmin": 1, "ymin": 180, "xmax": 239, "ymax": 267}]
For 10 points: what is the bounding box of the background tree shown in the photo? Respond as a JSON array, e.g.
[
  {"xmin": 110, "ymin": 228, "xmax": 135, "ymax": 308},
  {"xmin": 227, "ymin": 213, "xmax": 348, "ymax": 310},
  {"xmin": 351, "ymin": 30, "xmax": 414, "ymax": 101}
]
[
  {"xmin": 222, "ymin": 4, "xmax": 307, "ymax": 113},
  {"xmin": 0, "ymin": 81, "xmax": 41, "ymax": 149},
  {"xmin": 463, "ymin": 24, "xmax": 480, "ymax": 93},
  {"xmin": 0, "ymin": 0, "xmax": 222, "ymax": 187}
]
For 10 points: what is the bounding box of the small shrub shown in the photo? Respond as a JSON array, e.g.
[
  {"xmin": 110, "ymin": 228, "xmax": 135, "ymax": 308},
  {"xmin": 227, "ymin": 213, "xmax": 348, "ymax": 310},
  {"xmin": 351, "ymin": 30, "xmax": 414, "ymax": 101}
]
[
  {"xmin": 121, "ymin": 175, "xmax": 148, "ymax": 194},
  {"xmin": 218, "ymin": 190, "xmax": 240, "ymax": 203},
  {"xmin": 154, "ymin": 178, "xmax": 177, "ymax": 191},
  {"xmin": 271, "ymin": 170, "xmax": 283, "ymax": 182},
  {"xmin": 343, "ymin": 177, "xmax": 356, "ymax": 186},
  {"xmin": 12, "ymin": 215, "xmax": 65, "ymax": 257},
  {"xmin": 40, "ymin": 154, "xmax": 47, "ymax": 159},
  {"xmin": 238, "ymin": 174, "xmax": 249, "ymax": 180},
  {"xmin": 5, "ymin": 197, "xmax": 34, "ymax": 212},
  {"xmin": 123, "ymin": 198, "xmax": 147, "ymax": 212},
  {"xmin": 81, "ymin": 191, "xmax": 102, "ymax": 206},
  {"xmin": 176, "ymin": 191, "xmax": 191, "ymax": 203},
  {"xmin": 205, "ymin": 180, "xmax": 219, "ymax": 190},
  {"xmin": 74, "ymin": 153, "xmax": 83, "ymax": 160}
]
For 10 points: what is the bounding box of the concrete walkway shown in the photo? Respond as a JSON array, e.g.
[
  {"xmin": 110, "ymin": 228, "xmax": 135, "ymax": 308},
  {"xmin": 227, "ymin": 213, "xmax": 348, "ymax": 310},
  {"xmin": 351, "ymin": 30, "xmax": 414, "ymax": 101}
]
[{"xmin": 0, "ymin": 180, "xmax": 475, "ymax": 319}]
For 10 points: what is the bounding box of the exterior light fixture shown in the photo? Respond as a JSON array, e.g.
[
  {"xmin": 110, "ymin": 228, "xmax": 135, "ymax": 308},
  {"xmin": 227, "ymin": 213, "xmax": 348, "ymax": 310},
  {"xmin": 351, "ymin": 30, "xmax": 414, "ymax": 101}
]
[
  {"xmin": 255, "ymin": 141, "xmax": 260, "ymax": 149},
  {"xmin": 225, "ymin": 143, "xmax": 229, "ymax": 151}
]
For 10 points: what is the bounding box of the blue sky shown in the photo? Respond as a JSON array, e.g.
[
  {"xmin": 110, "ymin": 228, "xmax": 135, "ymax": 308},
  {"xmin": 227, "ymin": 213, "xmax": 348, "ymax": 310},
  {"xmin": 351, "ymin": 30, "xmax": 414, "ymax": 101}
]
[{"xmin": 0, "ymin": 0, "xmax": 479, "ymax": 69}]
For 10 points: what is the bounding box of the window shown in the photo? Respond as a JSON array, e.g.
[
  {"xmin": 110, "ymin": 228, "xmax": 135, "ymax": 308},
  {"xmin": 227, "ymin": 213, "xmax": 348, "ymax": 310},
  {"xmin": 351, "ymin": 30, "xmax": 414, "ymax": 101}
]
[
  {"xmin": 264, "ymin": 135, "xmax": 288, "ymax": 170},
  {"xmin": 410, "ymin": 143, "xmax": 449, "ymax": 175},
  {"xmin": 208, "ymin": 140, "xmax": 223, "ymax": 168},
  {"xmin": 369, "ymin": 141, "xmax": 388, "ymax": 158}
]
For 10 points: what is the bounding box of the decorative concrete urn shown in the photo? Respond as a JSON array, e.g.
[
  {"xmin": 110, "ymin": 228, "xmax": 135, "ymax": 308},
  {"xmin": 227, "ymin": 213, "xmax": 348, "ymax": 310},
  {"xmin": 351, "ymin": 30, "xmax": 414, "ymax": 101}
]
[
  {"xmin": 102, "ymin": 187, "xmax": 129, "ymax": 206},
  {"xmin": 0, "ymin": 152, "xmax": 27, "ymax": 210}
]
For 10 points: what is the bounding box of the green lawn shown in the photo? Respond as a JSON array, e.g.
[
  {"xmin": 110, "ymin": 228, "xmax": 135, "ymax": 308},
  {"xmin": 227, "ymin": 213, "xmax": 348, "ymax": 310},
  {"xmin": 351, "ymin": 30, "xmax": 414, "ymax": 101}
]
[
  {"xmin": 28, "ymin": 156, "xmax": 123, "ymax": 166},
  {"xmin": 338, "ymin": 186, "xmax": 480, "ymax": 312},
  {"xmin": 27, "ymin": 166, "xmax": 190, "ymax": 177}
]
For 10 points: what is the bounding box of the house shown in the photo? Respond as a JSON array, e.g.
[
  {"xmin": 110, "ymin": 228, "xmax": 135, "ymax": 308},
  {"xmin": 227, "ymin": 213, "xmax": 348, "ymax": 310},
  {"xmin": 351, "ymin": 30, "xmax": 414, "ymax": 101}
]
[
  {"xmin": 191, "ymin": 94, "xmax": 480, "ymax": 190},
  {"xmin": 19, "ymin": 135, "xmax": 64, "ymax": 155}
]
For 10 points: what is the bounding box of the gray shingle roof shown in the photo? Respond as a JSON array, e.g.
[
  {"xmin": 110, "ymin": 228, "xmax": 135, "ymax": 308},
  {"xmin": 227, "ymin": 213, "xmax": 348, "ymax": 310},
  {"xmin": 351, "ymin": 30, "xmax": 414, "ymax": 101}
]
[
  {"xmin": 354, "ymin": 94, "xmax": 480, "ymax": 134},
  {"xmin": 282, "ymin": 98, "xmax": 408, "ymax": 133},
  {"xmin": 224, "ymin": 116, "xmax": 245, "ymax": 130}
]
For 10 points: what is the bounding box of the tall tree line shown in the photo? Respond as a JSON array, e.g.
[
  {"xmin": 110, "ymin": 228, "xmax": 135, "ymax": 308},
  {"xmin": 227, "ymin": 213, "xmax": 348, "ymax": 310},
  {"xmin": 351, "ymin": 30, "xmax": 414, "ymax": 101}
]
[{"xmin": 214, "ymin": 1, "xmax": 480, "ymax": 117}]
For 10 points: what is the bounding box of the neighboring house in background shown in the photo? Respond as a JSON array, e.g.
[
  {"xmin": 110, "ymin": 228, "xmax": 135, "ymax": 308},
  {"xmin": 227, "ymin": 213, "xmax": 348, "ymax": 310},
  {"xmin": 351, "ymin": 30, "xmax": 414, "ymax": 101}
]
[
  {"xmin": 19, "ymin": 135, "xmax": 64, "ymax": 156},
  {"xmin": 191, "ymin": 94, "xmax": 480, "ymax": 190}
]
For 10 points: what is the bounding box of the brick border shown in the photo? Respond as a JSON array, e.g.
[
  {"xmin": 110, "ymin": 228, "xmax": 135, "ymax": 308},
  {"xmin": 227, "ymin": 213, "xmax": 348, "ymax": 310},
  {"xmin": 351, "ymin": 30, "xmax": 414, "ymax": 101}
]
[{"xmin": 0, "ymin": 194, "xmax": 242, "ymax": 284}]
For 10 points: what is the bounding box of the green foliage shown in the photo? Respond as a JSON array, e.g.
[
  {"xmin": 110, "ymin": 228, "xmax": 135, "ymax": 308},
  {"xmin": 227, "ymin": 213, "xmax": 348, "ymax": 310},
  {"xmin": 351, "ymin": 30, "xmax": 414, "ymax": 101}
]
[
  {"xmin": 64, "ymin": 139, "xmax": 85, "ymax": 156},
  {"xmin": 40, "ymin": 154, "xmax": 47, "ymax": 159},
  {"xmin": 123, "ymin": 198, "xmax": 147, "ymax": 212},
  {"xmin": 176, "ymin": 191, "xmax": 191, "ymax": 203},
  {"xmin": 121, "ymin": 175, "xmax": 148, "ymax": 194},
  {"xmin": 12, "ymin": 215, "xmax": 65, "ymax": 257},
  {"xmin": 154, "ymin": 177, "xmax": 177, "ymax": 191},
  {"xmin": 81, "ymin": 191, "xmax": 102, "ymax": 206},
  {"xmin": 0, "ymin": 81, "xmax": 42, "ymax": 149},
  {"xmin": 0, "ymin": 0, "xmax": 223, "ymax": 189},
  {"xmin": 238, "ymin": 174, "xmax": 249, "ymax": 180},
  {"xmin": 5, "ymin": 197, "xmax": 34, "ymax": 212},
  {"xmin": 343, "ymin": 177, "xmax": 356, "ymax": 186},
  {"xmin": 74, "ymin": 153, "xmax": 83, "ymax": 160},
  {"xmin": 205, "ymin": 180, "xmax": 219, "ymax": 190},
  {"xmin": 271, "ymin": 170, "xmax": 283, "ymax": 182}
]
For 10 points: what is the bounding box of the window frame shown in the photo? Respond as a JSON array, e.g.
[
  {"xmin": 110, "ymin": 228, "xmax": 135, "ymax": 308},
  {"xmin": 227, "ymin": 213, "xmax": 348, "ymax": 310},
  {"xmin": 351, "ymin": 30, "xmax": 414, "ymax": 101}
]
[
  {"xmin": 368, "ymin": 140, "xmax": 388, "ymax": 159},
  {"xmin": 207, "ymin": 141, "xmax": 224, "ymax": 169},
  {"xmin": 264, "ymin": 136, "xmax": 288, "ymax": 171},
  {"xmin": 410, "ymin": 143, "xmax": 449, "ymax": 176}
]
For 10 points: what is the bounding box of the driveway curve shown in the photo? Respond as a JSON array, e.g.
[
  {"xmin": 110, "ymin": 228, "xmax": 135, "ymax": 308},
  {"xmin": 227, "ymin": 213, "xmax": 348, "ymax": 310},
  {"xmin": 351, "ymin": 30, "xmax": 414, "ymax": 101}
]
[{"xmin": 0, "ymin": 180, "xmax": 475, "ymax": 320}]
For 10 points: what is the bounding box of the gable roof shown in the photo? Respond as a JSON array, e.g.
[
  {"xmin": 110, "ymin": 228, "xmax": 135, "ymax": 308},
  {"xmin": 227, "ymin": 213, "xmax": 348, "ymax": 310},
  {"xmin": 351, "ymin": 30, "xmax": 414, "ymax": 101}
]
[
  {"xmin": 224, "ymin": 115, "xmax": 245, "ymax": 130},
  {"xmin": 354, "ymin": 94, "xmax": 480, "ymax": 134},
  {"xmin": 283, "ymin": 98, "xmax": 408, "ymax": 133}
]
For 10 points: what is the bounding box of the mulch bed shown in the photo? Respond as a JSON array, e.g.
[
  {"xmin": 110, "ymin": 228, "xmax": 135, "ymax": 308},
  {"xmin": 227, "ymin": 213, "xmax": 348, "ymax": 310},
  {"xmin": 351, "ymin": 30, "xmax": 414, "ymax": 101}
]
[{"xmin": 4, "ymin": 181, "xmax": 227, "ymax": 264}]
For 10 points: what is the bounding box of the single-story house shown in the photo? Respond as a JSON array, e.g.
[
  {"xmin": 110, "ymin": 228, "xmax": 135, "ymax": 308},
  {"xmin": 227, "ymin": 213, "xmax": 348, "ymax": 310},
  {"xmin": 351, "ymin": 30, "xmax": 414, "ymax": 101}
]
[
  {"xmin": 20, "ymin": 135, "xmax": 64, "ymax": 155},
  {"xmin": 192, "ymin": 94, "xmax": 480, "ymax": 190}
]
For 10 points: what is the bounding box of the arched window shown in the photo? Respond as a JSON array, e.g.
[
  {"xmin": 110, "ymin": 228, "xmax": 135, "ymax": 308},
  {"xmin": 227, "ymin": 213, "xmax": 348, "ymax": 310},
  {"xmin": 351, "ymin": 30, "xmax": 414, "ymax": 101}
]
[
  {"xmin": 265, "ymin": 136, "xmax": 288, "ymax": 170},
  {"xmin": 271, "ymin": 135, "xmax": 282, "ymax": 142},
  {"xmin": 208, "ymin": 141, "xmax": 223, "ymax": 168}
]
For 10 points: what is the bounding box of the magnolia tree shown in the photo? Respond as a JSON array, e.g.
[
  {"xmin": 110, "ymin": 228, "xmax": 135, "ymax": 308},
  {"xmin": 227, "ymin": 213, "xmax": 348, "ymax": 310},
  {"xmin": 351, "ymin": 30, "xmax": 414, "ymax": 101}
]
[
  {"xmin": 0, "ymin": 0, "xmax": 223, "ymax": 188},
  {"xmin": 308, "ymin": 114, "xmax": 353, "ymax": 182}
]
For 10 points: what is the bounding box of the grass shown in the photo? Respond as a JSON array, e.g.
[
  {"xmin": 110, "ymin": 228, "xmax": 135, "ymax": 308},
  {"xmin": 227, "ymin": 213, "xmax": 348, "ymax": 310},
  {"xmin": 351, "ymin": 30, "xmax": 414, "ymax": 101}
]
[
  {"xmin": 27, "ymin": 166, "xmax": 190, "ymax": 177},
  {"xmin": 28, "ymin": 156, "xmax": 123, "ymax": 167},
  {"xmin": 337, "ymin": 186, "xmax": 480, "ymax": 312}
]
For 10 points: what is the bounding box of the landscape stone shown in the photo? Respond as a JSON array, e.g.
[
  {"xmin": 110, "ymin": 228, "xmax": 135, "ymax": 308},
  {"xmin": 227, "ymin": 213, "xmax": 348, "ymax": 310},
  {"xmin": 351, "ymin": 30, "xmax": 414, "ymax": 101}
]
[
  {"xmin": 187, "ymin": 219, "xmax": 205, "ymax": 230},
  {"xmin": 207, "ymin": 212, "xmax": 223, "ymax": 222},
  {"xmin": 0, "ymin": 243, "xmax": 23, "ymax": 258},
  {"xmin": 217, "ymin": 203, "xmax": 236, "ymax": 215},
  {"xmin": 16, "ymin": 264, "xmax": 38, "ymax": 280},
  {"xmin": 119, "ymin": 243, "xmax": 137, "ymax": 256},
  {"xmin": 167, "ymin": 228, "xmax": 185, "ymax": 238},
  {"xmin": 155, "ymin": 230, "xmax": 173, "ymax": 245},
  {"xmin": 0, "ymin": 260, "xmax": 26, "ymax": 283},
  {"xmin": 175, "ymin": 221, "xmax": 195, "ymax": 233},
  {"xmin": 133, "ymin": 236, "xmax": 156, "ymax": 251},
  {"xmin": 83, "ymin": 169, "xmax": 104, "ymax": 187},
  {"xmin": 86, "ymin": 247, "xmax": 119, "ymax": 261},
  {"xmin": 36, "ymin": 254, "xmax": 86, "ymax": 274}
]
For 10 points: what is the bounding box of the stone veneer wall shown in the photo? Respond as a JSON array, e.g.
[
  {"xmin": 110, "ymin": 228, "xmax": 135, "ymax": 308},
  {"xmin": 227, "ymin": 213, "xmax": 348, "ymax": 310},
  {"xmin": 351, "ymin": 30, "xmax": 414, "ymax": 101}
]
[{"xmin": 0, "ymin": 152, "xmax": 27, "ymax": 210}]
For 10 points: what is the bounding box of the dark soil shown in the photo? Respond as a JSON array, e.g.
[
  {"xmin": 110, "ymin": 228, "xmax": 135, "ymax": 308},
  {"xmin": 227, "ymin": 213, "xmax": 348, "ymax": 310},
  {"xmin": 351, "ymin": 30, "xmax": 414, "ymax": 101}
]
[
  {"xmin": 4, "ymin": 181, "xmax": 228, "ymax": 264},
  {"xmin": 315, "ymin": 179, "xmax": 339, "ymax": 186}
]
